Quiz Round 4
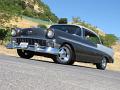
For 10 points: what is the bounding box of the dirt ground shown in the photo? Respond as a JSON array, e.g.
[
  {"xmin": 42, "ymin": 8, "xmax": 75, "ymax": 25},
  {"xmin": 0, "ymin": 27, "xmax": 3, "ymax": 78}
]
[{"xmin": 0, "ymin": 45, "xmax": 120, "ymax": 71}]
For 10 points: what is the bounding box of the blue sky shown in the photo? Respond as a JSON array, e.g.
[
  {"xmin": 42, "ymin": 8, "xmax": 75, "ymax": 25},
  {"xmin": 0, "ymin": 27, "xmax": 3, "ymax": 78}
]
[{"xmin": 43, "ymin": 0, "xmax": 120, "ymax": 37}]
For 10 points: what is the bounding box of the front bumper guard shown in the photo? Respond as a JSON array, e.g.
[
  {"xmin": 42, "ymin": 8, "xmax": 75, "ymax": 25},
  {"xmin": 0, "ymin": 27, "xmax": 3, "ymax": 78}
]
[{"xmin": 6, "ymin": 42, "xmax": 59, "ymax": 55}]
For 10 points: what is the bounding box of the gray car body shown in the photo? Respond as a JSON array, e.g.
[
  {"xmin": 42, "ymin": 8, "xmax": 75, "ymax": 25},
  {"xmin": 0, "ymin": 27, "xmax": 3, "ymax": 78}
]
[
  {"xmin": 50, "ymin": 24, "xmax": 114, "ymax": 63},
  {"xmin": 7, "ymin": 24, "xmax": 114, "ymax": 64}
]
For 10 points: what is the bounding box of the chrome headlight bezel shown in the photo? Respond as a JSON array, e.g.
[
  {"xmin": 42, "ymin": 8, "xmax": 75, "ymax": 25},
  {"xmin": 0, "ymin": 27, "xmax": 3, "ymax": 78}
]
[
  {"xmin": 11, "ymin": 29, "xmax": 17, "ymax": 36},
  {"xmin": 11, "ymin": 28, "xmax": 21, "ymax": 36},
  {"xmin": 46, "ymin": 29, "xmax": 55, "ymax": 39}
]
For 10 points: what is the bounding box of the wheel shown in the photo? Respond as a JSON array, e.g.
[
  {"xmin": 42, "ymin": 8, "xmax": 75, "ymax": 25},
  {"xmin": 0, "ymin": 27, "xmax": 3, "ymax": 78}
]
[
  {"xmin": 53, "ymin": 44, "xmax": 75, "ymax": 65},
  {"xmin": 17, "ymin": 49, "xmax": 34, "ymax": 59},
  {"xmin": 96, "ymin": 57, "xmax": 107, "ymax": 70}
]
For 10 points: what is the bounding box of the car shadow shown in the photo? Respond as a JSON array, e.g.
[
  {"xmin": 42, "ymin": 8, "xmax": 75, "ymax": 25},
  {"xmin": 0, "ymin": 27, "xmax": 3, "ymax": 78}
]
[
  {"xmin": 72, "ymin": 64, "xmax": 96, "ymax": 70},
  {"xmin": 7, "ymin": 54, "xmax": 96, "ymax": 70},
  {"xmin": 29, "ymin": 58, "xmax": 96, "ymax": 70}
]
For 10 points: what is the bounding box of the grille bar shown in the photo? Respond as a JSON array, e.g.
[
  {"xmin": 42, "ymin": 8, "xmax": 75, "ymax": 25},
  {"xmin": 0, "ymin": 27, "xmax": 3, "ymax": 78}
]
[{"xmin": 16, "ymin": 38, "xmax": 46, "ymax": 46}]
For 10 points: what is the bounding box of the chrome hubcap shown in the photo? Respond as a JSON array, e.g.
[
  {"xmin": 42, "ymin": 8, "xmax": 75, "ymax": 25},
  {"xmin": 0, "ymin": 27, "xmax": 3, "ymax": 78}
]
[
  {"xmin": 58, "ymin": 46, "xmax": 70, "ymax": 62},
  {"xmin": 102, "ymin": 58, "xmax": 107, "ymax": 67}
]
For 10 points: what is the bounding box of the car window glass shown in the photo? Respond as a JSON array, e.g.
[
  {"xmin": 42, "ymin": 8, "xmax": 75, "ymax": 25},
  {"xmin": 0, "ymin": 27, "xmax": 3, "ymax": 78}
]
[
  {"xmin": 84, "ymin": 29, "xmax": 100, "ymax": 44},
  {"xmin": 50, "ymin": 25, "xmax": 67, "ymax": 32},
  {"xmin": 66, "ymin": 25, "xmax": 79, "ymax": 34},
  {"xmin": 50, "ymin": 25, "xmax": 80, "ymax": 34},
  {"xmin": 75, "ymin": 28, "xmax": 81, "ymax": 36}
]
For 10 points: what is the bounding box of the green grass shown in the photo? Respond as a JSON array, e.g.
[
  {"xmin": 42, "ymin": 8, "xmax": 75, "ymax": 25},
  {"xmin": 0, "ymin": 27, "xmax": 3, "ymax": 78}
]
[{"xmin": 22, "ymin": 15, "xmax": 54, "ymax": 25}]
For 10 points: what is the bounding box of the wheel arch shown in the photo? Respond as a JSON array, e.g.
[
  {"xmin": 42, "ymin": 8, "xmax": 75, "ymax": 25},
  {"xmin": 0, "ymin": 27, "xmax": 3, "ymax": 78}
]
[
  {"xmin": 61, "ymin": 42, "xmax": 76, "ymax": 60},
  {"xmin": 104, "ymin": 56, "xmax": 109, "ymax": 63},
  {"xmin": 104, "ymin": 56, "xmax": 113, "ymax": 63}
]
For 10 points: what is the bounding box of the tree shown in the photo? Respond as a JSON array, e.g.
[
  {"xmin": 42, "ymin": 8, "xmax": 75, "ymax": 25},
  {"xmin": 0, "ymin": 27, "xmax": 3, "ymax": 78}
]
[
  {"xmin": 72, "ymin": 17, "xmax": 81, "ymax": 24},
  {"xmin": 58, "ymin": 18, "xmax": 68, "ymax": 24},
  {"xmin": 100, "ymin": 34, "xmax": 118, "ymax": 47},
  {"xmin": 0, "ymin": 28, "xmax": 9, "ymax": 44},
  {"xmin": 37, "ymin": 24, "xmax": 47, "ymax": 29}
]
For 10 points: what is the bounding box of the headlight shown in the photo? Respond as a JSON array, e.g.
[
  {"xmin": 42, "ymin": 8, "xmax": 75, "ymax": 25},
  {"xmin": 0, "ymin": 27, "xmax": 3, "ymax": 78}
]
[
  {"xmin": 11, "ymin": 29, "xmax": 16, "ymax": 36},
  {"xmin": 47, "ymin": 29, "xmax": 55, "ymax": 39}
]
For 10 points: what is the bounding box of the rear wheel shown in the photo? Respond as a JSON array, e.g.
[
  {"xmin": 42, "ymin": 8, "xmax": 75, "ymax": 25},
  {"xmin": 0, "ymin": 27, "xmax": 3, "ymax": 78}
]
[
  {"xmin": 53, "ymin": 44, "xmax": 75, "ymax": 65},
  {"xmin": 96, "ymin": 57, "xmax": 107, "ymax": 70},
  {"xmin": 17, "ymin": 49, "xmax": 34, "ymax": 59}
]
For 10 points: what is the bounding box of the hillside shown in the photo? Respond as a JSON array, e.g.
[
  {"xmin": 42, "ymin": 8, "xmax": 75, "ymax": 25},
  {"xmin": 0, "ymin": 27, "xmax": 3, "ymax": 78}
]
[
  {"xmin": 0, "ymin": 0, "xmax": 58, "ymax": 27},
  {"xmin": 107, "ymin": 43, "xmax": 120, "ymax": 71},
  {"xmin": 4, "ymin": 16, "xmax": 53, "ymax": 28}
]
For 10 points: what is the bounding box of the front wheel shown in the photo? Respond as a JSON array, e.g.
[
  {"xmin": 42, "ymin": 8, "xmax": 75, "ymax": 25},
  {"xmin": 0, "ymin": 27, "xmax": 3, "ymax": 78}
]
[
  {"xmin": 53, "ymin": 44, "xmax": 75, "ymax": 65},
  {"xmin": 96, "ymin": 57, "xmax": 107, "ymax": 70},
  {"xmin": 17, "ymin": 49, "xmax": 34, "ymax": 59}
]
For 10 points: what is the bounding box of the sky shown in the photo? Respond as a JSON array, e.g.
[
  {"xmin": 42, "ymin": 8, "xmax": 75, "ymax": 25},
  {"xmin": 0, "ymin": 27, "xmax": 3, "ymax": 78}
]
[{"xmin": 43, "ymin": 0, "xmax": 120, "ymax": 37}]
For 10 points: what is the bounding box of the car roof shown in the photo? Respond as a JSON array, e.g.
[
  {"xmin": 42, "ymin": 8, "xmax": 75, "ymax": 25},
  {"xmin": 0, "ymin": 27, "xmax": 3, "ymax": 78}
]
[{"xmin": 51, "ymin": 24, "xmax": 99, "ymax": 36}]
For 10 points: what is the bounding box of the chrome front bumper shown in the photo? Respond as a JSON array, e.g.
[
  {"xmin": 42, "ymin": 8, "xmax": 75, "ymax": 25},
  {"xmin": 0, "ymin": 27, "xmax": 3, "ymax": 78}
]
[{"xmin": 6, "ymin": 42, "xmax": 59, "ymax": 55}]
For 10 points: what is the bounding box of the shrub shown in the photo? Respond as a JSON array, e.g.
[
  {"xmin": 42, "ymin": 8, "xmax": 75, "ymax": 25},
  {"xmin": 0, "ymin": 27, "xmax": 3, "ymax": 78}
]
[
  {"xmin": 37, "ymin": 24, "xmax": 47, "ymax": 29},
  {"xmin": 100, "ymin": 34, "xmax": 118, "ymax": 47},
  {"xmin": 0, "ymin": 28, "xmax": 11, "ymax": 45},
  {"xmin": 0, "ymin": 28, "xmax": 8, "ymax": 44},
  {"xmin": 58, "ymin": 18, "xmax": 68, "ymax": 24}
]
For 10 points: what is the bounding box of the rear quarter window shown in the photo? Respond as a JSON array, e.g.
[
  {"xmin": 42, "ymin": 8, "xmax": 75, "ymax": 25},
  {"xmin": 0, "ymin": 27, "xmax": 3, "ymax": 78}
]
[{"xmin": 84, "ymin": 28, "xmax": 101, "ymax": 44}]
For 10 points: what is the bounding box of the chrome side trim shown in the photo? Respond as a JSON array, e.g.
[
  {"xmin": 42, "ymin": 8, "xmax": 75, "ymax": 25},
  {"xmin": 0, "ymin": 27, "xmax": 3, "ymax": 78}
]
[
  {"xmin": 59, "ymin": 36, "xmax": 114, "ymax": 58},
  {"xmin": 59, "ymin": 36, "xmax": 97, "ymax": 49}
]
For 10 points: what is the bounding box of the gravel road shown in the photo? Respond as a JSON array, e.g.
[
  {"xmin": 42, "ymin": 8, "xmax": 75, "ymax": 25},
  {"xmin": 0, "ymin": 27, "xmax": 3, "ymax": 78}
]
[{"xmin": 0, "ymin": 55, "xmax": 120, "ymax": 90}]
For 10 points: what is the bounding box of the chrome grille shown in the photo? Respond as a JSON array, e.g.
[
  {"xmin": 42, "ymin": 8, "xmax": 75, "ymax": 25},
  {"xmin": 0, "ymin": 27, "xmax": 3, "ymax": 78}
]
[{"xmin": 16, "ymin": 38, "xmax": 46, "ymax": 46}]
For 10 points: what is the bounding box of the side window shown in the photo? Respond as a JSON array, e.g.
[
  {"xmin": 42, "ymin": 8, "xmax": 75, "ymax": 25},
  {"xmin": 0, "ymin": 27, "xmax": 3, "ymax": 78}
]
[
  {"xmin": 75, "ymin": 28, "xmax": 81, "ymax": 36},
  {"xmin": 84, "ymin": 29, "xmax": 100, "ymax": 44},
  {"xmin": 66, "ymin": 25, "xmax": 80, "ymax": 35}
]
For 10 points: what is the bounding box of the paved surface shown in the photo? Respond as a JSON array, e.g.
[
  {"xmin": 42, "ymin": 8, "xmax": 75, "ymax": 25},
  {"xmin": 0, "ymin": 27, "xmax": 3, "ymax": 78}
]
[{"xmin": 0, "ymin": 55, "xmax": 120, "ymax": 90}]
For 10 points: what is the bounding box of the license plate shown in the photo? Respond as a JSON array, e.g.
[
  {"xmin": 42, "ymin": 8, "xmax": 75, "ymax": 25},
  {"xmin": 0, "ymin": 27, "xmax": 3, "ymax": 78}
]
[{"xmin": 19, "ymin": 42, "xmax": 28, "ymax": 48}]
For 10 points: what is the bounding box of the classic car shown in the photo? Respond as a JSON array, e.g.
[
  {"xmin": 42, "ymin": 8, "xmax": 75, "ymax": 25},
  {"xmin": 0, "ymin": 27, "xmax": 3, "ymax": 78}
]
[{"xmin": 7, "ymin": 24, "xmax": 114, "ymax": 70}]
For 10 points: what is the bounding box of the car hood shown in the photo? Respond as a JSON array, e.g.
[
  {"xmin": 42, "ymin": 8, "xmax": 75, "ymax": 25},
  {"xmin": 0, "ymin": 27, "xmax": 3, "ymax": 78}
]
[{"xmin": 19, "ymin": 28, "xmax": 47, "ymax": 38}]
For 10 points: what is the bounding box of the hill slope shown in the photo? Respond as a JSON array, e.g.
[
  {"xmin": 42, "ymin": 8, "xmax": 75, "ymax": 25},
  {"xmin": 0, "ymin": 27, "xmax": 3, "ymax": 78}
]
[
  {"xmin": 107, "ymin": 43, "xmax": 120, "ymax": 71},
  {"xmin": 0, "ymin": 0, "xmax": 58, "ymax": 26}
]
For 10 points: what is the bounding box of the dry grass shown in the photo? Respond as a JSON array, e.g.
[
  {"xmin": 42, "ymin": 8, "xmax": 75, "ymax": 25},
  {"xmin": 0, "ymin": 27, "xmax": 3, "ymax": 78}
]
[
  {"xmin": 107, "ymin": 44, "xmax": 120, "ymax": 71},
  {"xmin": 0, "ymin": 44, "xmax": 120, "ymax": 71},
  {"xmin": 4, "ymin": 17, "xmax": 39, "ymax": 28}
]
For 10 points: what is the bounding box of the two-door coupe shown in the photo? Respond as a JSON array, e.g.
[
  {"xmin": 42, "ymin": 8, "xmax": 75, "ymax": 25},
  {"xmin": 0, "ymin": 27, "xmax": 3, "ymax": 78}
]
[{"xmin": 7, "ymin": 24, "xmax": 114, "ymax": 70}]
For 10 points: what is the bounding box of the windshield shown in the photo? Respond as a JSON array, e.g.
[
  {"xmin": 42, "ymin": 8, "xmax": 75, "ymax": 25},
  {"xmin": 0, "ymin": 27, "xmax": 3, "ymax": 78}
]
[{"xmin": 50, "ymin": 25, "xmax": 80, "ymax": 34}]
